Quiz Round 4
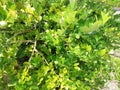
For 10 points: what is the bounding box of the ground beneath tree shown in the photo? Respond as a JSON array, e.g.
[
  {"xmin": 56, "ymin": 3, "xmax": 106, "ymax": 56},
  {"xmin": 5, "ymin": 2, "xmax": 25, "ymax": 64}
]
[{"xmin": 102, "ymin": 49, "xmax": 120, "ymax": 90}]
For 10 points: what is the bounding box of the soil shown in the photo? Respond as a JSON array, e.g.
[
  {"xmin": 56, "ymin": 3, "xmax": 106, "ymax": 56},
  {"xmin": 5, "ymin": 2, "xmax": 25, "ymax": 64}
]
[{"xmin": 102, "ymin": 49, "xmax": 120, "ymax": 90}]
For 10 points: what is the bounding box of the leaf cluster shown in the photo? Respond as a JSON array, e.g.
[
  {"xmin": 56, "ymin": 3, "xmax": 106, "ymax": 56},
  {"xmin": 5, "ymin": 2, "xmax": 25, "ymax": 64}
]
[{"xmin": 0, "ymin": 0, "xmax": 119, "ymax": 90}]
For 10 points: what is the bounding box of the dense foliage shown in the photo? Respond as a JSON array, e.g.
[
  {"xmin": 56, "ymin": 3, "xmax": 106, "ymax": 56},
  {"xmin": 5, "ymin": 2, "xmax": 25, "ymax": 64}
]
[{"xmin": 0, "ymin": 0, "xmax": 120, "ymax": 90}]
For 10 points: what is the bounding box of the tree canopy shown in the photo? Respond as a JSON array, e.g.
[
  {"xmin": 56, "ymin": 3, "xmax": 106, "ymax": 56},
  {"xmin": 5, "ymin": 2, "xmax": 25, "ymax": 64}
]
[{"xmin": 0, "ymin": 0, "xmax": 120, "ymax": 90}]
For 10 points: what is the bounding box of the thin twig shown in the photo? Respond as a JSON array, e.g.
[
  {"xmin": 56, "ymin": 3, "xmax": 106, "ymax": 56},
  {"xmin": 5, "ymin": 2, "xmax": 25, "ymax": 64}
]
[
  {"xmin": 44, "ymin": 58, "xmax": 49, "ymax": 65},
  {"xmin": 29, "ymin": 40, "xmax": 38, "ymax": 61},
  {"xmin": 6, "ymin": 30, "xmax": 34, "ymax": 42},
  {"xmin": 0, "ymin": 30, "xmax": 15, "ymax": 33},
  {"xmin": 28, "ymin": 39, "xmax": 49, "ymax": 66},
  {"xmin": 9, "ymin": 40, "xmax": 34, "ymax": 44}
]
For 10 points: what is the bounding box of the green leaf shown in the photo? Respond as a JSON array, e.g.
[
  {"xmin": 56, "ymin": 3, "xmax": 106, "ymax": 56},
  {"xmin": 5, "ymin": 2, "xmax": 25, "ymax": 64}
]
[
  {"xmin": 0, "ymin": 6, "xmax": 7, "ymax": 20},
  {"xmin": 101, "ymin": 11, "xmax": 111, "ymax": 24},
  {"xmin": 69, "ymin": 0, "xmax": 76, "ymax": 9}
]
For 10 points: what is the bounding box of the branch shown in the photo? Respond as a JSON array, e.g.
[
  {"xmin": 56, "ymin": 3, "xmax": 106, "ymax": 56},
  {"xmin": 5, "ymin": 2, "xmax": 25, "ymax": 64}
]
[
  {"xmin": 28, "ymin": 38, "xmax": 49, "ymax": 66},
  {"xmin": 9, "ymin": 40, "xmax": 34, "ymax": 44},
  {"xmin": 6, "ymin": 30, "xmax": 34, "ymax": 42},
  {"xmin": 29, "ymin": 40, "xmax": 38, "ymax": 61}
]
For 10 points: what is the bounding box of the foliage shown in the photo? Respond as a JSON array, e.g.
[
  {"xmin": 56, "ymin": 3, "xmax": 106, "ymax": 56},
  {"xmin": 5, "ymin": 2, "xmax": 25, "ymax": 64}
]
[{"xmin": 0, "ymin": 0, "xmax": 120, "ymax": 90}]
